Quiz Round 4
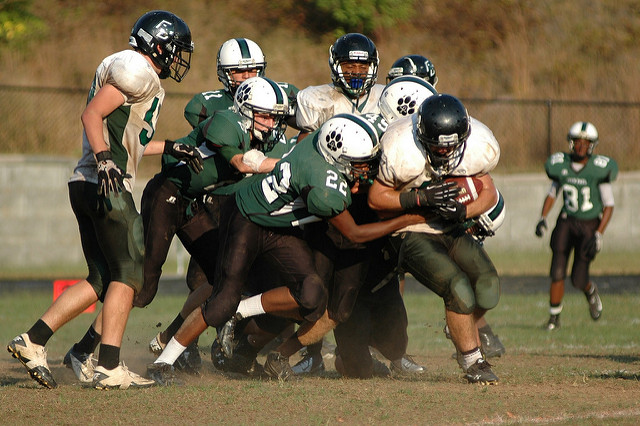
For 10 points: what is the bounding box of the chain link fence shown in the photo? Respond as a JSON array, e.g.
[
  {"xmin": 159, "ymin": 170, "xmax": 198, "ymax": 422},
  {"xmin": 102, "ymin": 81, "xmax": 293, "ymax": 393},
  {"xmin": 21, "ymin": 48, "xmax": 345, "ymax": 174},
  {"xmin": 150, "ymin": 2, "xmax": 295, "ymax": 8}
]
[{"xmin": 1, "ymin": 85, "xmax": 638, "ymax": 173}]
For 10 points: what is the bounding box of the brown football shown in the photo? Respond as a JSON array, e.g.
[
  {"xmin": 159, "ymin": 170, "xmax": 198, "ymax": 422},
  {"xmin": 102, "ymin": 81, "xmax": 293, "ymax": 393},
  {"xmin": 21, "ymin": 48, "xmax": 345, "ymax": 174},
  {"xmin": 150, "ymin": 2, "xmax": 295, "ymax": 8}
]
[{"xmin": 445, "ymin": 176, "xmax": 483, "ymax": 205}]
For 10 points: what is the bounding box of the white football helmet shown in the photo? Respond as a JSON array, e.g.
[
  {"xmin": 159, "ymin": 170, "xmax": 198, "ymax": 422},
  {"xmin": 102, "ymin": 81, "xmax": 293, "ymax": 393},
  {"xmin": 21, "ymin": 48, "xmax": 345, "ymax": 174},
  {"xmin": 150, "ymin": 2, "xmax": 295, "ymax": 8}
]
[
  {"xmin": 317, "ymin": 113, "xmax": 381, "ymax": 183},
  {"xmin": 567, "ymin": 121, "xmax": 598, "ymax": 155},
  {"xmin": 378, "ymin": 75, "xmax": 437, "ymax": 123},
  {"xmin": 217, "ymin": 38, "xmax": 266, "ymax": 93},
  {"xmin": 234, "ymin": 77, "xmax": 289, "ymax": 151}
]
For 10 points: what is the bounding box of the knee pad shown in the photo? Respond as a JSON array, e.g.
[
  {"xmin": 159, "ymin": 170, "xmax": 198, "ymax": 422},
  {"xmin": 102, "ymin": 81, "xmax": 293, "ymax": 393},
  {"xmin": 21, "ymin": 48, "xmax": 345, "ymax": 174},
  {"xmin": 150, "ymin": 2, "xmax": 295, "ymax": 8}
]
[
  {"xmin": 296, "ymin": 274, "xmax": 327, "ymax": 322},
  {"xmin": 474, "ymin": 272, "xmax": 500, "ymax": 310},
  {"xmin": 202, "ymin": 289, "xmax": 241, "ymax": 328},
  {"xmin": 445, "ymin": 273, "xmax": 475, "ymax": 314}
]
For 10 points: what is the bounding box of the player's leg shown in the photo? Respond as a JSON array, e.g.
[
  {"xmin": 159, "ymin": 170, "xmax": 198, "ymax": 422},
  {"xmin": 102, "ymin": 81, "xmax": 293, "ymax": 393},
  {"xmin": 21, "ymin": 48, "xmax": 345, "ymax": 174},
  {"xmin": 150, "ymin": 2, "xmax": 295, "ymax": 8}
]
[
  {"xmin": 547, "ymin": 217, "xmax": 572, "ymax": 330},
  {"xmin": 91, "ymin": 190, "xmax": 154, "ymax": 389},
  {"xmin": 573, "ymin": 218, "xmax": 602, "ymax": 320}
]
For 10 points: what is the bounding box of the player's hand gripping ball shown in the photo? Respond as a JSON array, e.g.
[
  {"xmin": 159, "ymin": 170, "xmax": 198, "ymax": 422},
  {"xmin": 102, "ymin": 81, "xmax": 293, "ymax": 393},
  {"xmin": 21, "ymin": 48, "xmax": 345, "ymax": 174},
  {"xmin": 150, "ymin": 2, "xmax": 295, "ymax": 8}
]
[{"xmin": 444, "ymin": 176, "xmax": 483, "ymax": 205}]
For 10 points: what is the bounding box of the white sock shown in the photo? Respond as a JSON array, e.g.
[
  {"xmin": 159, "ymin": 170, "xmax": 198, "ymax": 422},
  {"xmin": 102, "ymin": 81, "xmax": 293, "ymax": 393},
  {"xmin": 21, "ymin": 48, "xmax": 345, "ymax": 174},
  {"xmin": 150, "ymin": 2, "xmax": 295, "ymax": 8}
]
[
  {"xmin": 461, "ymin": 348, "xmax": 483, "ymax": 371},
  {"xmin": 549, "ymin": 304, "xmax": 563, "ymax": 316},
  {"xmin": 236, "ymin": 294, "xmax": 266, "ymax": 319},
  {"xmin": 154, "ymin": 337, "xmax": 186, "ymax": 365}
]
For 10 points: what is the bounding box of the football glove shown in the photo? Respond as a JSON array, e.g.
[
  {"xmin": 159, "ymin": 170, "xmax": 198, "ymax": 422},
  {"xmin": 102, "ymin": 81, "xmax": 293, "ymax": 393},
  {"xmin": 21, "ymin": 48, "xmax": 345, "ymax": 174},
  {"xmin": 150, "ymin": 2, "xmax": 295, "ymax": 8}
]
[
  {"xmin": 95, "ymin": 150, "xmax": 124, "ymax": 197},
  {"xmin": 435, "ymin": 200, "xmax": 467, "ymax": 222},
  {"xmin": 535, "ymin": 218, "xmax": 547, "ymax": 237},
  {"xmin": 164, "ymin": 140, "xmax": 204, "ymax": 174},
  {"xmin": 586, "ymin": 231, "xmax": 603, "ymax": 258},
  {"xmin": 399, "ymin": 181, "xmax": 460, "ymax": 210}
]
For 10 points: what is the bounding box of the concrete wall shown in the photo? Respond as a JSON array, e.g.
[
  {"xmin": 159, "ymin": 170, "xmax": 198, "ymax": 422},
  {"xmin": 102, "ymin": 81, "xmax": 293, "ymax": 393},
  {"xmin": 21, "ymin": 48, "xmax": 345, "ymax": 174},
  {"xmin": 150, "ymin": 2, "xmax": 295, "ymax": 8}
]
[{"xmin": 1, "ymin": 155, "xmax": 638, "ymax": 275}]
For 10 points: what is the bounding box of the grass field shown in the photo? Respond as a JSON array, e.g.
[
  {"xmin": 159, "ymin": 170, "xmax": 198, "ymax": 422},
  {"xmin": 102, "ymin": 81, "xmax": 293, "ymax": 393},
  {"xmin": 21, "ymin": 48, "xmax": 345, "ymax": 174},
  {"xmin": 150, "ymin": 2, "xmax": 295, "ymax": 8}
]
[{"xmin": 1, "ymin": 283, "xmax": 640, "ymax": 425}]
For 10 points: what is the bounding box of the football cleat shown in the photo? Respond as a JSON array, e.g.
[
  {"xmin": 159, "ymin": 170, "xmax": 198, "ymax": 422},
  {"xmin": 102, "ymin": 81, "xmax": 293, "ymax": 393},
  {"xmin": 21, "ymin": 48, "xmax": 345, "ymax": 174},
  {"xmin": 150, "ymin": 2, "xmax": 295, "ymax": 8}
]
[
  {"xmin": 464, "ymin": 358, "xmax": 499, "ymax": 385},
  {"xmin": 264, "ymin": 352, "xmax": 295, "ymax": 381},
  {"xmin": 173, "ymin": 341, "xmax": 202, "ymax": 375},
  {"xmin": 7, "ymin": 333, "xmax": 57, "ymax": 389},
  {"xmin": 217, "ymin": 312, "xmax": 243, "ymax": 359},
  {"xmin": 291, "ymin": 348, "xmax": 325, "ymax": 376},
  {"xmin": 148, "ymin": 332, "xmax": 166, "ymax": 356},
  {"xmin": 586, "ymin": 283, "xmax": 603, "ymax": 320},
  {"xmin": 63, "ymin": 346, "xmax": 97, "ymax": 383},
  {"xmin": 146, "ymin": 362, "xmax": 181, "ymax": 386},
  {"xmin": 390, "ymin": 354, "xmax": 426, "ymax": 375},
  {"xmin": 545, "ymin": 314, "xmax": 560, "ymax": 331},
  {"xmin": 92, "ymin": 362, "xmax": 155, "ymax": 390},
  {"xmin": 479, "ymin": 330, "xmax": 506, "ymax": 358}
]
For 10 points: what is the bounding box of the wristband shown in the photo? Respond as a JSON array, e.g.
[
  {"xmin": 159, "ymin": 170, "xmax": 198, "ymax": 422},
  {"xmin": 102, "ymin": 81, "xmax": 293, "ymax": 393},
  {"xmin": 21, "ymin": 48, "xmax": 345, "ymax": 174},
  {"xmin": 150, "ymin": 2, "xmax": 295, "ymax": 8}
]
[{"xmin": 95, "ymin": 150, "xmax": 112, "ymax": 162}]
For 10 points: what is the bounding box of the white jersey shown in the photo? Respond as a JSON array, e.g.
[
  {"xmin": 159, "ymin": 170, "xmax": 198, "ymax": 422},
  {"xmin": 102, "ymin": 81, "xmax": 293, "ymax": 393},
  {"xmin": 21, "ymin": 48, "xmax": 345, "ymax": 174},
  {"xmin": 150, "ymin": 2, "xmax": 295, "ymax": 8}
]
[
  {"xmin": 295, "ymin": 83, "xmax": 385, "ymax": 131},
  {"xmin": 379, "ymin": 115, "xmax": 500, "ymax": 234},
  {"xmin": 70, "ymin": 49, "xmax": 165, "ymax": 193}
]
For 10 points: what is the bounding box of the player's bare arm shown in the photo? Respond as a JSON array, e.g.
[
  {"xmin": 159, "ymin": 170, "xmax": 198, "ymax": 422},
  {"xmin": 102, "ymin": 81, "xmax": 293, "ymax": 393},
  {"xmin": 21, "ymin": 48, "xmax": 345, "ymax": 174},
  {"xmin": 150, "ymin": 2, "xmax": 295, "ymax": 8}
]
[{"xmin": 81, "ymin": 83, "xmax": 125, "ymax": 154}]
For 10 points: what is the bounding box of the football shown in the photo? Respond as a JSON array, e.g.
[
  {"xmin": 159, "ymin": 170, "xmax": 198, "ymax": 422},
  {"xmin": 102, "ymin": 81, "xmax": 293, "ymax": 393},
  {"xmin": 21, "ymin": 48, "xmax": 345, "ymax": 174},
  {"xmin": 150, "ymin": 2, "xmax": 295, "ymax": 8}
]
[{"xmin": 445, "ymin": 176, "xmax": 483, "ymax": 205}]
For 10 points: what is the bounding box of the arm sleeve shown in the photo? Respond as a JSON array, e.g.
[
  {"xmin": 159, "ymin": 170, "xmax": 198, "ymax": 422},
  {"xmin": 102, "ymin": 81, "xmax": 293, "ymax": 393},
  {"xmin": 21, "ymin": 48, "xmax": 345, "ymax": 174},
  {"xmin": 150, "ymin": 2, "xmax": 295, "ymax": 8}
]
[
  {"xmin": 599, "ymin": 182, "xmax": 614, "ymax": 207},
  {"xmin": 547, "ymin": 181, "xmax": 560, "ymax": 198}
]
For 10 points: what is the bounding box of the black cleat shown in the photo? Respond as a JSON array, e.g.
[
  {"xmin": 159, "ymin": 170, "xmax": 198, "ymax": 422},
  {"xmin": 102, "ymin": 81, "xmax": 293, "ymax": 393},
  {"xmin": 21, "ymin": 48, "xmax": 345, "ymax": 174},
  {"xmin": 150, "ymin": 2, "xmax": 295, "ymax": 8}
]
[
  {"xmin": 146, "ymin": 362, "xmax": 181, "ymax": 386},
  {"xmin": 586, "ymin": 283, "xmax": 603, "ymax": 320},
  {"xmin": 464, "ymin": 358, "xmax": 499, "ymax": 385},
  {"xmin": 545, "ymin": 314, "xmax": 560, "ymax": 331},
  {"xmin": 264, "ymin": 352, "xmax": 295, "ymax": 381}
]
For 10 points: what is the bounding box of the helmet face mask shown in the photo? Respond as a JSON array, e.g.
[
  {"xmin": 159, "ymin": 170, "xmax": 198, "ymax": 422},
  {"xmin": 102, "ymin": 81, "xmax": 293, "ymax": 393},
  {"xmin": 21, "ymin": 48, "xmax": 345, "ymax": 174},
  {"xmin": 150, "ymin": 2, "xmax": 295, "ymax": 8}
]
[
  {"xmin": 329, "ymin": 33, "xmax": 379, "ymax": 99},
  {"xmin": 416, "ymin": 94, "xmax": 470, "ymax": 176},
  {"xmin": 567, "ymin": 121, "xmax": 598, "ymax": 157},
  {"xmin": 378, "ymin": 75, "xmax": 437, "ymax": 123},
  {"xmin": 234, "ymin": 77, "xmax": 289, "ymax": 151},
  {"xmin": 387, "ymin": 54, "xmax": 437, "ymax": 87},
  {"xmin": 317, "ymin": 113, "xmax": 381, "ymax": 184},
  {"xmin": 129, "ymin": 10, "xmax": 194, "ymax": 82},
  {"xmin": 217, "ymin": 38, "xmax": 266, "ymax": 93}
]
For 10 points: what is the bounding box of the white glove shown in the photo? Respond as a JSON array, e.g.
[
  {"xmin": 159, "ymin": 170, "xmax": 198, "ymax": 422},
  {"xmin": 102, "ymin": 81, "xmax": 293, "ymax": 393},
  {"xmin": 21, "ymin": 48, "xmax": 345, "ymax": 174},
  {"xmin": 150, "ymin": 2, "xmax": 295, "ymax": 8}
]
[{"xmin": 242, "ymin": 149, "xmax": 268, "ymax": 173}]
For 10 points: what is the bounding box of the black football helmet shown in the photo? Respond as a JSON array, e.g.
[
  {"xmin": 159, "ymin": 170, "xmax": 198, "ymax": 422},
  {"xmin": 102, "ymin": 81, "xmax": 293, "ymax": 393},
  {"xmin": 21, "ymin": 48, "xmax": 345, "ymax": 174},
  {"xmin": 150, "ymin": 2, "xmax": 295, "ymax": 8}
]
[
  {"xmin": 329, "ymin": 33, "xmax": 379, "ymax": 99},
  {"xmin": 129, "ymin": 10, "xmax": 194, "ymax": 82},
  {"xmin": 416, "ymin": 94, "xmax": 470, "ymax": 176},
  {"xmin": 386, "ymin": 55, "xmax": 437, "ymax": 86}
]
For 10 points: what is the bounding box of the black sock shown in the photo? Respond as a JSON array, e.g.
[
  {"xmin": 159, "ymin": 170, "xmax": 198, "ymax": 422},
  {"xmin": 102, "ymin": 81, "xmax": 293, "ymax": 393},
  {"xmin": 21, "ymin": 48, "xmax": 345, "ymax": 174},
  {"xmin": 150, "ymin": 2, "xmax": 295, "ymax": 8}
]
[
  {"xmin": 74, "ymin": 325, "xmax": 101, "ymax": 354},
  {"xmin": 97, "ymin": 344, "xmax": 120, "ymax": 370},
  {"xmin": 27, "ymin": 319, "xmax": 54, "ymax": 346},
  {"xmin": 164, "ymin": 314, "xmax": 186, "ymax": 342}
]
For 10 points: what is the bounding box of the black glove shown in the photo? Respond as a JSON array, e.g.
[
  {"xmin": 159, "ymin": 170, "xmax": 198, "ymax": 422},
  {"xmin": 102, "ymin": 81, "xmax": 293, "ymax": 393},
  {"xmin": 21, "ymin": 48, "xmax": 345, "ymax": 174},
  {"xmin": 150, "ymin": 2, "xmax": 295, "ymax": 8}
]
[
  {"xmin": 585, "ymin": 231, "xmax": 603, "ymax": 258},
  {"xmin": 95, "ymin": 151, "xmax": 124, "ymax": 197},
  {"xmin": 435, "ymin": 200, "xmax": 467, "ymax": 222},
  {"xmin": 535, "ymin": 218, "xmax": 547, "ymax": 237},
  {"xmin": 399, "ymin": 181, "xmax": 460, "ymax": 210},
  {"xmin": 164, "ymin": 140, "xmax": 204, "ymax": 174}
]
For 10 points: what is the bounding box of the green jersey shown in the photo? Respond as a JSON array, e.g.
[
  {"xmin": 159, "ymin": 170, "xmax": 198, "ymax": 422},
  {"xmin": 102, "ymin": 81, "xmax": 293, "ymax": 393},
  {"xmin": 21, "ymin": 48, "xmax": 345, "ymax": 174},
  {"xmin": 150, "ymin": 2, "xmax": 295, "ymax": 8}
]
[
  {"xmin": 184, "ymin": 89, "xmax": 235, "ymax": 128},
  {"xmin": 183, "ymin": 82, "xmax": 299, "ymax": 129},
  {"xmin": 235, "ymin": 133, "xmax": 351, "ymax": 228},
  {"xmin": 545, "ymin": 152, "xmax": 618, "ymax": 220},
  {"xmin": 163, "ymin": 109, "xmax": 290, "ymax": 199}
]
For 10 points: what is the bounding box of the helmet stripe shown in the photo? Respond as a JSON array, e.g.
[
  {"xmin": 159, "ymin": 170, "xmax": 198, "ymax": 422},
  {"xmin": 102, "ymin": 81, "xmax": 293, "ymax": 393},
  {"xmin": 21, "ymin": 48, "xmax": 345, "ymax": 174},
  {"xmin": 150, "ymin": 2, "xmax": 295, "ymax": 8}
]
[
  {"xmin": 235, "ymin": 38, "xmax": 251, "ymax": 58},
  {"xmin": 337, "ymin": 113, "xmax": 379, "ymax": 145},
  {"xmin": 264, "ymin": 78, "xmax": 284, "ymax": 104}
]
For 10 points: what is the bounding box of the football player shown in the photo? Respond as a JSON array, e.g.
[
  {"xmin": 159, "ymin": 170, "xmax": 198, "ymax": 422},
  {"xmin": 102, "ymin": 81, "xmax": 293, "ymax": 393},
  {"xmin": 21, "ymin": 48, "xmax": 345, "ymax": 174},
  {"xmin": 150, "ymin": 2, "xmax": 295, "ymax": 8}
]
[
  {"xmin": 295, "ymin": 33, "xmax": 384, "ymax": 141},
  {"xmin": 368, "ymin": 94, "xmax": 503, "ymax": 384},
  {"xmin": 146, "ymin": 113, "xmax": 427, "ymax": 383},
  {"xmin": 535, "ymin": 121, "xmax": 617, "ymax": 330},
  {"xmin": 386, "ymin": 54, "xmax": 438, "ymax": 87},
  {"xmin": 184, "ymin": 37, "xmax": 299, "ymax": 128},
  {"xmin": 7, "ymin": 10, "xmax": 195, "ymax": 389}
]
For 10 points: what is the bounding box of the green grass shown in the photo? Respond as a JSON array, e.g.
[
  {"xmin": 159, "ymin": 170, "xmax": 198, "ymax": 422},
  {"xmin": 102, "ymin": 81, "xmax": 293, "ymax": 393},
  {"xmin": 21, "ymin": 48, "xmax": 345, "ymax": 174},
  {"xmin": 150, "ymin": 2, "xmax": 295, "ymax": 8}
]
[{"xmin": 2, "ymin": 286, "xmax": 640, "ymax": 424}]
